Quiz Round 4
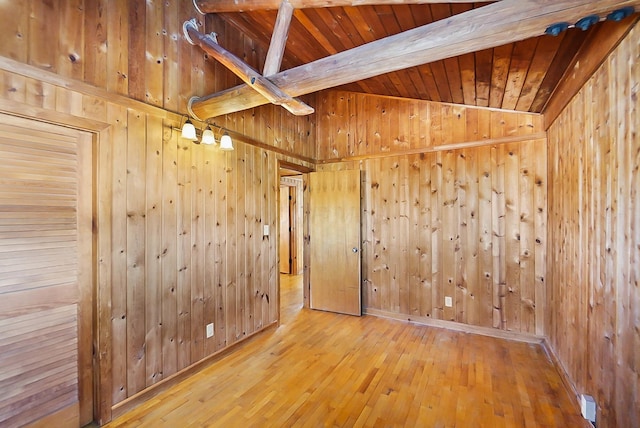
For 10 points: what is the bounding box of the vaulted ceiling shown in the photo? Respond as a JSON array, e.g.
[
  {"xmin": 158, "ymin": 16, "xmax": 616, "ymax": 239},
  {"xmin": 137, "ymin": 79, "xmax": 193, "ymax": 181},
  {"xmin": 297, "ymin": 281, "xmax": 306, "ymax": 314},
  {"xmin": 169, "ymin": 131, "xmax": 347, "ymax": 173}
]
[{"xmin": 192, "ymin": 1, "xmax": 639, "ymax": 118}]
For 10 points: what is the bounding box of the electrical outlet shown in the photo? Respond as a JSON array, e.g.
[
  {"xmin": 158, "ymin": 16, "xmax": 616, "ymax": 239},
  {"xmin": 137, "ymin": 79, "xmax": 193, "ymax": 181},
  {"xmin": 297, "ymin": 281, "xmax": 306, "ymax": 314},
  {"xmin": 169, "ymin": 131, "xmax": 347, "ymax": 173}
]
[
  {"xmin": 263, "ymin": 225, "xmax": 270, "ymax": 236},
  {"xmin": 580, "ymin": 394, "xmax": 596, "ymax": 423},
  {"xmin": 206, "ymin": 323, "xmax": 214, "ymax": 338},
  {"xmin": 444, "ymin": 296, "xmax": 453, "ymax": 307}
]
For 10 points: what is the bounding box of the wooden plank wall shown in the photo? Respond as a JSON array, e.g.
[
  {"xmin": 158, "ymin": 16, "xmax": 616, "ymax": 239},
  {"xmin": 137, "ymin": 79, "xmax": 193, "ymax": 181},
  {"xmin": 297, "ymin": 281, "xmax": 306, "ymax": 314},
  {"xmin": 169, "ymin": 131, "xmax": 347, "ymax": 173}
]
[
  {"xmin": 0, "ymin": 2, "xmax": 316, "ymax": 423},
  {"xmin": 546, "ymin": 22, "xmax": 639, "ymax": 428},
  {"xmin": 0, "ymin": 0, "xmax": 316, "ymax": 161},
  {"xmin": 110, "ymin": 114, "xmax": 284, "ymax": 402},
  {"xmin": 0, "ymin": 0, "xmax": 219, "ymax": 113},
  {"xmin": 316, "ymin": 90, "xmax": 545, "ymax": 161},
  {"xmin": 317, "ymin": 92, "xmax": 547, "ymax": 335},
  {"xmin": 0, "ymin": 62, "xmax": 301, "ymax": 419}
]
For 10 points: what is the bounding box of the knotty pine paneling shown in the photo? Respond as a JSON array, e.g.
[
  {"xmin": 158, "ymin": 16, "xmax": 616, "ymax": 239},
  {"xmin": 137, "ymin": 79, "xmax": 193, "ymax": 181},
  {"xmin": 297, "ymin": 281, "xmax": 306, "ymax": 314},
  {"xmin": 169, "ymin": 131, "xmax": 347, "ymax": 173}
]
[
  {"xmin": 318, "ymin": 137, "xmax": 547, "ymax": 335},
  {"xmin": 0, "ymin": 1, "xmax": 316, "ymax": 161},
  {"xmin": 107, "ymin": 118, "xmax": 281, "ymax": 401},
  {"xmin": 315, "ymin": 90, "xmax": 547, "ymax": 334},
  {"xmin": 0, "ymin": 0, "xmax": 209, "ymax": 111},
  {"xmin": 546, "ymin": 23, "xmax": 639, "ymax": 428},
  {"xmin": 223, "ymin": 98, "xmax": 317, "ymax": 161},
  {"xmin": 0, "ymin": 58, "xmax": 311, "ymax": 422},
  {"xmin": 316, "ymin": 90, "xmax": 544, "ymax": 161}
]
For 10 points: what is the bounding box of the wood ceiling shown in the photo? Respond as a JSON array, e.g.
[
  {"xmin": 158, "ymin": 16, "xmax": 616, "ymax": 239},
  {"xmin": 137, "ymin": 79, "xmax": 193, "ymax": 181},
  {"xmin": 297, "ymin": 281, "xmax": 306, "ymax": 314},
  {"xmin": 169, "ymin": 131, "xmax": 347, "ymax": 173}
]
[{"xmin": 201, "ymin": 1, "xmax": 638, "ymax": 115}]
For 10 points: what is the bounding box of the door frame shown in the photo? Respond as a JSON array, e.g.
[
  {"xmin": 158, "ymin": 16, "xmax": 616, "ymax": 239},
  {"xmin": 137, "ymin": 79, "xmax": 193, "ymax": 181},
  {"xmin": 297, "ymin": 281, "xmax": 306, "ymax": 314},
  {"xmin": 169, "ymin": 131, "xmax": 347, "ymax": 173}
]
[
  {"xmin": 277, "ymin": 161, "xmax": 313, "ymax": 311},
  {"xmin": 279, "ymin": 184, "xmax": 292, "ymax": 274},
  {"xmin": 0, "ymin": 100, "xmax": 111, "ymax": 424}
]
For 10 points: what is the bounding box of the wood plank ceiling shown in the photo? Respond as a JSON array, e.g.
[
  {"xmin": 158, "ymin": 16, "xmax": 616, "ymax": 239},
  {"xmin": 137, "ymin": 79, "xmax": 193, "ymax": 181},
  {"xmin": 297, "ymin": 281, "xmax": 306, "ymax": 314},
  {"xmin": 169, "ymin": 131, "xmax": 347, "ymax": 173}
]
[{"xmin": 210, "ymin": 2, "xmax": 630, "ymax": 113}]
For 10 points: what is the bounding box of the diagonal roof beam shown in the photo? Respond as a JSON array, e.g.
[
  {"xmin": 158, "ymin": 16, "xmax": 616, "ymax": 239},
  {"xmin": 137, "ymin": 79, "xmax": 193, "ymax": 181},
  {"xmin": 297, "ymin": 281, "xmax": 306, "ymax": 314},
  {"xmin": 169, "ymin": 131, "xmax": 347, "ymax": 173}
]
[
  {"xmin": 194, "ymin": 0, "xmax": 499, "ymax": 13},
  {"xmin": 263, "ymin": 0, "xmax": 295, "ymax": 76},
  {"xmin": 183, "ymin": 19, "xmax": 314, "ymax": 117},
  {"xmin": 190, "ymin": 0, "xmax": 640, "ymax": 120}
]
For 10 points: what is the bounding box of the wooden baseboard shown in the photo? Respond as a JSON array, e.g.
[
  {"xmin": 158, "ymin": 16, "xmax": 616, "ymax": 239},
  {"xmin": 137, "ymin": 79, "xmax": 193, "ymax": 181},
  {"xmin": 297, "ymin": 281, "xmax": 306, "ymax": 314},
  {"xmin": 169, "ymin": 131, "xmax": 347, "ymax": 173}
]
[
  {"xmin": 364, "ymin": 308, "xmax": 544, "ymax": 344},
  {"xmin": 541, "ymin": 337, "xmax": 581, "ymax": 403},
  {"xmin": 110, "ymin": 321, "xmax": 278, "ymax": 422},
  {"xmin": 540, "ymin": 338, "xmax": 593, "ymax": 428}
]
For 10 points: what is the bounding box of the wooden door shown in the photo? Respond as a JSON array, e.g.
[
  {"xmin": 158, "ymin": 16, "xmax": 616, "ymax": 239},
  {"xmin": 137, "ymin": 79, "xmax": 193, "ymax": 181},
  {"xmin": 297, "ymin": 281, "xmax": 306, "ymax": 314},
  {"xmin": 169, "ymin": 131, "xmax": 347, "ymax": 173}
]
[
  {"xmin": 0, "ymin": 114, "xmax": 93, "ymax": 426},
  {"xmin": 279, "ymin": 185, "xmax": 291, "ymax": 274},
  {"xmin": 309, "ymin": 170, "xmax": 361, "ymax": 316}
]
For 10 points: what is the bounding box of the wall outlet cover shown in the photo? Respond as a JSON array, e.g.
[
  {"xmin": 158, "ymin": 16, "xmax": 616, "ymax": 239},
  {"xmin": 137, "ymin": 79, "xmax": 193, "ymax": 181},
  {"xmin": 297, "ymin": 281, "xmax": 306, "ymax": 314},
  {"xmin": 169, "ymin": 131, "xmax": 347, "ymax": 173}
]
[
  {"xmin": 444, "ymin": 296, "xmax": 453, "ymax": 307},
  {"xmin": 206, "ymin": 323, "xmax": 214, "ymax": 338},
  {"xmin": 580, "ymin": 394, "xmax": 596, "ymax": 422}
]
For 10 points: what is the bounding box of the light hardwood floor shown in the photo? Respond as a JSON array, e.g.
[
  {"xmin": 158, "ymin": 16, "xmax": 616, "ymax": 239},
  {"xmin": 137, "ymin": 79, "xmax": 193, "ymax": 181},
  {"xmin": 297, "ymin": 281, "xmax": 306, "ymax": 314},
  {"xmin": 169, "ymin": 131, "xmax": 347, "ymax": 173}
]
[{"xmin": 104, "ymin": 275, "xmax": 586, "ymax": 427}]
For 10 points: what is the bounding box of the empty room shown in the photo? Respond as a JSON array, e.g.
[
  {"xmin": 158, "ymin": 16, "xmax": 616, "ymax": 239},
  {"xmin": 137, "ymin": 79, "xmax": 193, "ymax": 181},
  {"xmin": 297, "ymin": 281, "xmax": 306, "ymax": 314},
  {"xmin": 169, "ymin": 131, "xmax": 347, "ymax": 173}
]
[{"xmin": 0, "ymin": 1, "xmax": 638, "ymax": 427}]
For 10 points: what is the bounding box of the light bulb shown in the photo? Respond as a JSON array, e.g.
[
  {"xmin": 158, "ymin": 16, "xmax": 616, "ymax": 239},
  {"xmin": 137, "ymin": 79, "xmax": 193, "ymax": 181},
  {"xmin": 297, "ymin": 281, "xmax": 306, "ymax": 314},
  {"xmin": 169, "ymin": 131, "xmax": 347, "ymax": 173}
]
[
  {"xmin": 181, "ymin": 119, "xmax": 197, "ymax": 140},
  {"xmin": 201, "ymin": 127, "xmax": 216, "ymax": 145},
  {"xmin": 219, "ymin": 133, "xmax": 234, "ymax": 150}
]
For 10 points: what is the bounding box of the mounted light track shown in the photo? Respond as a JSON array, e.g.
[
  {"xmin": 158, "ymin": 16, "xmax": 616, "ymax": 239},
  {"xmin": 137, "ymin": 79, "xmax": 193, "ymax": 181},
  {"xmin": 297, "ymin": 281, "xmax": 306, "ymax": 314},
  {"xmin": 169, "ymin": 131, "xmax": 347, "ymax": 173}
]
[{"xmin": 172, "ymin": 117, "xmax": 235, "ymax": 150}]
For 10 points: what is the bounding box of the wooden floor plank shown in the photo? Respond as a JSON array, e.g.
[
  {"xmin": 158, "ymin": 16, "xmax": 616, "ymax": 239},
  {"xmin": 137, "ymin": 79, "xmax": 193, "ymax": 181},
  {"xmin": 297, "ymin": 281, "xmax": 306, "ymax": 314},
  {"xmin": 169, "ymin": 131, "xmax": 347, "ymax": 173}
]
[{"xmin": 105, "ymin": 274, "xmax": 587, "ymax": 427}]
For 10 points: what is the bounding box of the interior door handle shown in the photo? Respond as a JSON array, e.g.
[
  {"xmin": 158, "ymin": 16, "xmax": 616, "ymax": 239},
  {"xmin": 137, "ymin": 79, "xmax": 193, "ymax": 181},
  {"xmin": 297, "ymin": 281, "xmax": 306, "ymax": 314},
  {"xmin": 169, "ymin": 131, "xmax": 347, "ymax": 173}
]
[{"xmin": 352, "ymin": 247, "xmax": 359, "ymax": 253}]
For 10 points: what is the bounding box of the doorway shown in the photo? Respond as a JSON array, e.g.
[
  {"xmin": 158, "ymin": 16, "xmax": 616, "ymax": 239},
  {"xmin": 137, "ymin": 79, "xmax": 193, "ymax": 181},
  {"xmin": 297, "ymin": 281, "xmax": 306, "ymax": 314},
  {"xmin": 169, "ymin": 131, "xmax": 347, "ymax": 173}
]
[
  {"xmin": 278, "ymin": 162, "xmax": 309, "ymax": 313},
  {"xmin": 279, "ymin": 179, "xmax": 302, "ymax": 275},
  {"xmin": 277, "ymin": 164, "xmax": 363, "ymax": 317}
]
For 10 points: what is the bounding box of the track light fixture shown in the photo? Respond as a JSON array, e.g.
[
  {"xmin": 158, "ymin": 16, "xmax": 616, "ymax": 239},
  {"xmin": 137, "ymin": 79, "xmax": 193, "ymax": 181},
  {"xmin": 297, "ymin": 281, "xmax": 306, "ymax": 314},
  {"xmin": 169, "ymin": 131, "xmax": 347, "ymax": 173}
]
[
  {"xmin": 545, "ymin": 7, "xmax": 636, "ymax": 36},
  {"xmin": 607, "ymin": 6, "xmax": 634, "ymax": 22},
  {"xmin": 171, "ymin": 118, "xmax": 234, "ymax": 151}
]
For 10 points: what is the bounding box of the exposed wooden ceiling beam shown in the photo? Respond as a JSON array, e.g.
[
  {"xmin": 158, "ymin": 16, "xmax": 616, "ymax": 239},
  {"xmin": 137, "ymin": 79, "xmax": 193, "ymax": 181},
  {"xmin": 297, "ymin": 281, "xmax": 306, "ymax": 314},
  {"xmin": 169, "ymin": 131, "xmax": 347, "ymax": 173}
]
[
  {"xmin": 194, "ymin": 0, "xmax": 499, "ymax": 13},
  {"xmin": 183, "ymin": 19, "xmax": 314, "ymax": 116},
  {"xmin": 191, "ymin": 0, "xmax": 640, "ymax": 120},
  {"xmin": 263, "ymin": 0, "xmax": 294, "ymax": 76}
]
